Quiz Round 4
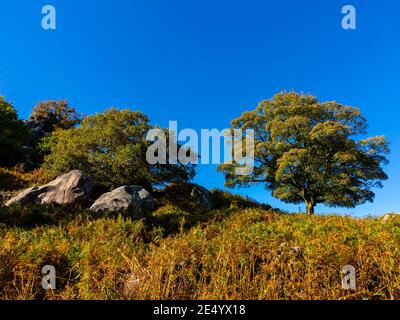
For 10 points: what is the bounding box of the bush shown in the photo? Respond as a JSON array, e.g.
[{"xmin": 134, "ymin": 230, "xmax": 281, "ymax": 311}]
[
  {"xmin": 155, "ymin": 183, "xmax": 214, "ymax": 213},
  {"xmin": 0, "ymin": 167, "xmax": 28, "ymax": 191},
  {"xmin": 209, "ymin": 189, "xmax": 271, "ymax": 210},
  {"xmin": 0, "ymin": 204, "xmax": 91, "ymax": 228},
  {"xmin": 150, "ymin": 204, "xmax": 191, "ymax": 235}
]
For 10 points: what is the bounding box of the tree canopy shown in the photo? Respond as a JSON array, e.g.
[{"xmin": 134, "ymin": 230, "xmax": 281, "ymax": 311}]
[
  {"xmin": 43, "ymin": 108, "xmax": 195, "ymax": 191},
  {"xmin": 25, "ymin": 100, "xmax": 81, "ymax": 169},
  {"xmin": 0, "ymin": 97, "xmax": 28, "ymax": 167},
  {"xmin": 218, "ymin": 92, "xmax": 389, "ymax": 214}
]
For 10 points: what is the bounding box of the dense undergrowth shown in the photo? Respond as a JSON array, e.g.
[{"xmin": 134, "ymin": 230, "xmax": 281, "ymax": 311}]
[{"xmin": 1, "ymin": 191, "xmax": 400, "ymax": 300}]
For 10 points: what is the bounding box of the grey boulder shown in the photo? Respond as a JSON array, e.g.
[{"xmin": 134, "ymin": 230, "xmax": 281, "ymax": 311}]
[
  {"xmin": 90, "ymin": 186, "xmax": 155, "ymax": 214},
  {"xmin": 5, "ymin": 170, "xmax": 92, "ymax": 206}
]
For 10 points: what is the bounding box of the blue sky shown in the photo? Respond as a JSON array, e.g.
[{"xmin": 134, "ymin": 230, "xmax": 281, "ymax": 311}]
[{"xmin": 0, "ymin": 0, "xmax": 399, "ymax": 216}]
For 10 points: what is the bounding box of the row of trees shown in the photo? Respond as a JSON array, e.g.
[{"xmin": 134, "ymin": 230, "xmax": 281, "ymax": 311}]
[
  {"xmin": 0, "ymin": 92, "xmax": 390, "ymax": 214},
  {"xmin": 0, "ymin": 98, "xmax": 195, "ymax": 192}
]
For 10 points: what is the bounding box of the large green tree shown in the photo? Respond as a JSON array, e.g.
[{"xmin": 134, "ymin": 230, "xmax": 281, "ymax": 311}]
[
  {"xmin": 218, "ymin": 92, "xmax": 389, "ymax": 214},
  {"xmin": 43, "ymin": 108, "xmax": 195, "ymax": 191},
  {"xmin": 0, "ymin": 97, "xmax": 28, "ymax": 167}
]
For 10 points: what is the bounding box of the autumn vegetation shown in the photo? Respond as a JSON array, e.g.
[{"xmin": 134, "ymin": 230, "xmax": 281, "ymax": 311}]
[{"xmin": 1, "ymin": 203, "xmax": 400, "ymax": 300}]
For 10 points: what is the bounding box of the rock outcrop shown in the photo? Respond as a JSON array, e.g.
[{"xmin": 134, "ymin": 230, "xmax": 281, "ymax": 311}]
[
  {"xmin": 90, "ymin": 186, "xmax": 156, "ymax": 214},
  {"xmin": 5, "ymin": 170, "xmax": 92, "ymax": 206}
]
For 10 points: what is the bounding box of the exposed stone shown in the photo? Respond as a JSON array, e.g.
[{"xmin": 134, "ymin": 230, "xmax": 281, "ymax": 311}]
[
  {"xmin": 90, "ymin": 186, "xmax": 156, "ymax": 214},
  {"xmin": 5, "ymin": 170, "xmax": 92, "ymax": 206}
]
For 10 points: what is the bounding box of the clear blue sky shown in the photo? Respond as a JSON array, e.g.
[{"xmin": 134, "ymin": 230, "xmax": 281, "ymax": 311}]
[{"xmin": 1, "ymin": 0, "xmax": 399, "ymax": 216}]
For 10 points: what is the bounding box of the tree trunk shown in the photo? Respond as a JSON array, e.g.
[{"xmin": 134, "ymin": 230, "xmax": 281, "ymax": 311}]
[{"xmin": 306, "ymin": 201, "xmax": 315, "ymax": 215}]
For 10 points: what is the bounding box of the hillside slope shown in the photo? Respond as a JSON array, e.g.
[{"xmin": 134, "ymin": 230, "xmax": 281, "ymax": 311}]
[{"xmin": 1, "ymin": 206, "xmax": 400, "ymax": 300}]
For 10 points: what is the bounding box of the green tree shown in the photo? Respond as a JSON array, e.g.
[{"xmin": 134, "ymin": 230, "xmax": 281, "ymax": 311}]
[
  {"xmin": 218, "ymin": 91, "xmax": 389, "ymax": 214},
  {"xmin": 26, "ymin": 100, "xmax": 81, "ymax": 168},
  {"xmin": 43, "ymin": 108, "xmax": 195, "ymax": 191},
  {"xmin": 0, "ymin": 97, "xmax": 28, "ymax": 167}
]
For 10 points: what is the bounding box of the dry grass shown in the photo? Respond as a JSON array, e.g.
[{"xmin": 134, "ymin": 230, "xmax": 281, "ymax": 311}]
[{"xmin": 1, "ymin": 206, "xmax": 400, "ymax": 300}]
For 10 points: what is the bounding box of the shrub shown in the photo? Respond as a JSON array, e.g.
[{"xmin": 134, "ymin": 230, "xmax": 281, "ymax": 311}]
[
  {"xmin": 18, "ymin": 168, "xmax": 56, "ymax": 186},
  {"xmin": 0, "ymin": 167, "xmax": 27, "ymax": 191},
  {"xmin": 150, "ymin": 204, "xmax": 191, "ymax": 235},
  {"xmin": 155, "ymin": 183, "xmax": 213, "ymax": 213},
  {"xmin": 209, "ymin": 189, "xmax": 271, "ymax": 210}
]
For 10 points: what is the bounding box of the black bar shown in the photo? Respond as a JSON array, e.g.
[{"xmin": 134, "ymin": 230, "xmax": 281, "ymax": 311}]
[{"xmin": 0, "ymin": 300, "xmax": 397, "ymax": 318}]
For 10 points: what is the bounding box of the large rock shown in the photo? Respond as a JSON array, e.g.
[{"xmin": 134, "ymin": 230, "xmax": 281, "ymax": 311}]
[
  {"xmin": 90, "ymin": 186, "xmax": 156, "ymax": 214},
  {"xmin": 5, "ymin": 170, "xmax": 92, "ymax": 206},
  {"xmin": 382, "ymin": 213, "xmax": 400, "ymax": 223}
]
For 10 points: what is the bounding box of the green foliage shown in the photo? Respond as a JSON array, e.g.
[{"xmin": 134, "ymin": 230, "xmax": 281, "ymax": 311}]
[
  {"xmin": 26, "ymin": 100, "xmax": 81, "ymax": 168},
  {"xmin": 154, "ymin": 183, "xmax": 207, "ymax": 213},
  {"xmin": 0, "ymin": 97, "xmax": 28, "ymax": 167},
  {"xmin": 209, "ymin": 189, "xmax": 271, "ymax": 210},
  {"xmin": 43, "ymin": 108, "xmax": 195, "ymax": 191},
  {"xmin": 218, "ymin": 91, "xmax": 389, "ymax": 214},
  {"xmin": 150, "ymin": 204, "xmax": 191, "ymax": 235}
]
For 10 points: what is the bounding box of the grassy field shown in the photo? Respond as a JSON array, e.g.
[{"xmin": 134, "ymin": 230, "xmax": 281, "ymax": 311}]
[{"xmin": 1, "ymin": 202, "xmax": 400, "ymax": 300}]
